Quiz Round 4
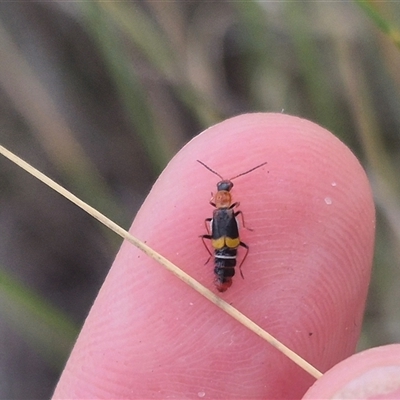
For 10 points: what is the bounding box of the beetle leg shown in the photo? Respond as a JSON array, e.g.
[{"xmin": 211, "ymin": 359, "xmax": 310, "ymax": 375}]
[
  {"xmin": 229, "ymin": 201, "xmax": 240, "ymax": 209},
  {"xmin": 200, "ymin": 234, "xmax": 213, "ymax": 264},
  {"xmin": 209, "ymin": 192, "xmax": 216, "ymax": 207},
  {"xmin": 237, "ymin": 241, "xmax": 249, "ymax": 279},
  {"xmin": 204, "ymin": 217, "xmax": 212, "ymax": 234},
  {"xmin": 234, "ymin": 210, "xmax": 253, "ymax": 231}
]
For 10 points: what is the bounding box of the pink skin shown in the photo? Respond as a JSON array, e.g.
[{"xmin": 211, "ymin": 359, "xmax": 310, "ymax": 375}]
[
  {"xmin": 53, "ymin": 113, "xmax": 375, "ymax": 399},
  {"xmin": 303, "ymin": 344, "xmax": 400, "ymax": 399}
]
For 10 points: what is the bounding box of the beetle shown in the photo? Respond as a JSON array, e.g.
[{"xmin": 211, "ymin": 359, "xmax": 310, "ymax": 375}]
[{"xmin": 198, "ymin": 160, "xmax": 267, "ymax": 292}]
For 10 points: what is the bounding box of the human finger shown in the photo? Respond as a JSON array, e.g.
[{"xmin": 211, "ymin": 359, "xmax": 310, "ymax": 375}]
[{"xmin": 53, "ymin": 113, "xmax": 375, "ymax": 399}]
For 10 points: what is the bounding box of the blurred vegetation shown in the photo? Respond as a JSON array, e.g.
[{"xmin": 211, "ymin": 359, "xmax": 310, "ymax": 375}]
[{"xmin": 0, "ymin": 1, "xmax": 400, "ymax": 398}]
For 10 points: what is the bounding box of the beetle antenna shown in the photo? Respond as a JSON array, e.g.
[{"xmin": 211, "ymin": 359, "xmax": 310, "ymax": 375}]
[
  {"xmin": 229, "ymin": 161, "xmax": 268, "ymax": 181},
  {"xmin": 197, "ymin": 160, "xmax": 224, "ymax": 180}
]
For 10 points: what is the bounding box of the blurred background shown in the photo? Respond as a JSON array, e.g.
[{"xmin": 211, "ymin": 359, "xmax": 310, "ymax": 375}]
[{"xmin": 0, "ymin": 1, "xmax": 399, "ymax": 398}]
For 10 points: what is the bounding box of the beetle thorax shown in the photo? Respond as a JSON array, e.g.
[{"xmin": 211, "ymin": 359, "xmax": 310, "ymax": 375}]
[{"xmin": 214, "ymin": 190, "xmax": 232, "ymax": 208}]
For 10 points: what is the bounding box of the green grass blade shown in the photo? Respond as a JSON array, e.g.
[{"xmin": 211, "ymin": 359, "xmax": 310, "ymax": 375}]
[
  {"xmin": 95, "ymin": 2, "xmax": 220, "ymax": 128},
  {"xmin": 356, "ymin": 0, "xmax": 400, "ymax": 50},
  {"xmin": 0, "ymin": 268, "xmax": 79, "ymax": 369},
  {"xmin": 82, "ymin": 2, "xmax": 170, "ymax": 173}
]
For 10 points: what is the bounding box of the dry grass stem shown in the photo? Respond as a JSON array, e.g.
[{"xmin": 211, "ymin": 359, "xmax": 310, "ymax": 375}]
[{"xmin": 0, "ymin": 144, "xmax": 323, "ymax": 380}]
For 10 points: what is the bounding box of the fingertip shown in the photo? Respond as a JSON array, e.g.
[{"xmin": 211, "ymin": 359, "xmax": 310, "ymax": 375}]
[
  {"xmin": 54, "ymin": 113, "xmax": 375, "ymax": 399},
  {"xmin": 303, "ymin": 344, "xmax": 400, "ymax": 399}
]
